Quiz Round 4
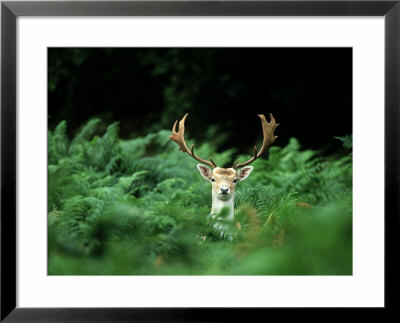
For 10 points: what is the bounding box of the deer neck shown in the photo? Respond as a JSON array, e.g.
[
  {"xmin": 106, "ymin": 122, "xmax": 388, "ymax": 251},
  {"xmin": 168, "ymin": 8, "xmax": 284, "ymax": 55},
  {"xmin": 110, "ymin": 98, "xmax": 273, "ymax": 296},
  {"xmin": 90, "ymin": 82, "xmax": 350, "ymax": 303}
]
[{"xmin": 211, "ymin": 191, "xmax": 235, "ymax": 221}]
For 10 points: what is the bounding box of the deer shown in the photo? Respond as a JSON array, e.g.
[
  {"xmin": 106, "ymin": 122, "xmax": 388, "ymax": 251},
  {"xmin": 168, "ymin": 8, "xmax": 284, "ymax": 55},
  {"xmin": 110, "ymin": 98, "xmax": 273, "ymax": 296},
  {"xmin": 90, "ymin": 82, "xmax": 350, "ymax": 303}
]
[{"xmin": 169, "ymin": 113, "xmax": 278, "ymax": 226}]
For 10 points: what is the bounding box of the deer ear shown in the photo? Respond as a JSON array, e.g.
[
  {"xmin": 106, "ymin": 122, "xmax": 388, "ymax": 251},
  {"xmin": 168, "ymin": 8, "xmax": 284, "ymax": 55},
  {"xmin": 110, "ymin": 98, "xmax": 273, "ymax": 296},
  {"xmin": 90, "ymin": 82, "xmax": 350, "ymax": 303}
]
[
  {"xmin": 237, "ymin": 166, "xmax": 253, "ymax": 181},
  {"xmin": 197, "ymin": 164, "xmax": 213, "ymax": 181}
]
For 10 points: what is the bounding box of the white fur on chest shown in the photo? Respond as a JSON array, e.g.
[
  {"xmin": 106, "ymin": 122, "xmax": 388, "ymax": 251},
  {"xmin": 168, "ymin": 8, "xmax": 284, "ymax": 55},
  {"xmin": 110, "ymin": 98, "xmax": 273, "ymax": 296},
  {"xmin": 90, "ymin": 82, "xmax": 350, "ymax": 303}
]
[{"xmin": 211, "ymin": 192, "xmax": 235, "ymax": 221}]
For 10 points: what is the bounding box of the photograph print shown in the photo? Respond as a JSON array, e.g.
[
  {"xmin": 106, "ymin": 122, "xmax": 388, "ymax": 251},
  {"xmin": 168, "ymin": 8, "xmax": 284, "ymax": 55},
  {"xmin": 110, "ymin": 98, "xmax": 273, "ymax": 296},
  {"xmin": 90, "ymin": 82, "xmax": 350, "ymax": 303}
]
[{"xmin": 48, "ymin": 48, "xmax": 352, "ymax": 275}]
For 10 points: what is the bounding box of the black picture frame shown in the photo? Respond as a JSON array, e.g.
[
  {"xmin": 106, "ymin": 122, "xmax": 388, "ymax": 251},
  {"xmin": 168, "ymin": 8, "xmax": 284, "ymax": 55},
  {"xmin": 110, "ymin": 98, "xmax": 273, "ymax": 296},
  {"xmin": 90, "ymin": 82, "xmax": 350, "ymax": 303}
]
[{"xmin": 1, "ymin": 1, "xmax": 399, "ymax": 321}]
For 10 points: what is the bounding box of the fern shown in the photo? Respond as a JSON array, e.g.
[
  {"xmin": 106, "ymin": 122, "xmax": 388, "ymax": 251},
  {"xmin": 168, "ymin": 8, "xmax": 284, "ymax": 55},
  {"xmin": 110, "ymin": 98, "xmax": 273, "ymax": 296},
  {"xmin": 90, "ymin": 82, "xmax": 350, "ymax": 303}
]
[
  {"xmin": 334, "ymin": 134, "xmax": 353, "ymax": 150},
  {"xmin": 48, "ymin": 119, "xmax": 352, "ymax": 275}
]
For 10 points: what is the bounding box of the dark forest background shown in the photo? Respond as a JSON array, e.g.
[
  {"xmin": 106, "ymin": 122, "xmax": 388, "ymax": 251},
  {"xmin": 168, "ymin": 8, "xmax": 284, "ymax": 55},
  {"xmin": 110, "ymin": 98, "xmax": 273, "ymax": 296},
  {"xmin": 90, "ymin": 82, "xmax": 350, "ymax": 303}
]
[{"xmin": 48, "ymin": 48, "xmax": 352, "ymax": 158}]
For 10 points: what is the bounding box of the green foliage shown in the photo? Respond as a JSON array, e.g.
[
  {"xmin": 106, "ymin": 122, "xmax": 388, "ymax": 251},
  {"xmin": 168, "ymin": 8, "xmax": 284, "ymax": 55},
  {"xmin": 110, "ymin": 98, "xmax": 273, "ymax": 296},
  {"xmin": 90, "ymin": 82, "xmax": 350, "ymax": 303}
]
[
  {"xmin": 245, "ymin": 138, "xmax": 352, "ymax": 205},
  {"xmin": 334, "ymin": 134, "xmax": 352, "ymax": 150},
  {"xmin": 48, "ymin": 120, "xmax": 352, "ymax": 275}
]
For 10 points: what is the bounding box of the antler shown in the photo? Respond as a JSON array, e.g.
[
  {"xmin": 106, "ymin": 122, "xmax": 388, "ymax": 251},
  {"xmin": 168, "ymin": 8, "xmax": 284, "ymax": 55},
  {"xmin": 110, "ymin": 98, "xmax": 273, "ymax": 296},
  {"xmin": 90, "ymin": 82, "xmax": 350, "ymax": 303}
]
[
  {"xmin": 232, "ymin": 114, "xmax": 278, "ymax": 169},
  {"xmin": 169, "ymin": 113, "xmax": 217, "ymax": 168}
]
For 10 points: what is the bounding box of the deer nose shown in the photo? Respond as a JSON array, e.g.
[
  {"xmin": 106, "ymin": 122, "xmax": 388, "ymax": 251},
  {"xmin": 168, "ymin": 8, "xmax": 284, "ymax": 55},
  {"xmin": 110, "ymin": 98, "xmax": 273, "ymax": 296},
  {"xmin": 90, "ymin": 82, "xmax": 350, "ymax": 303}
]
[{"xmin": 220, "ymin": 187, "xmax": 229, "ymax": 195}]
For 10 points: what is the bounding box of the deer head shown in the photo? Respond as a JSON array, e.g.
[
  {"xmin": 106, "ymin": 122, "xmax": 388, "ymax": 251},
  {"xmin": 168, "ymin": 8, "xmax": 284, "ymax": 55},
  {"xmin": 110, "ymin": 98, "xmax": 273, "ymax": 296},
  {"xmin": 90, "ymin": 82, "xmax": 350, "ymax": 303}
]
[{"xmin": 169, "ymin": 113, "xmax": 278, "ymax": 220}]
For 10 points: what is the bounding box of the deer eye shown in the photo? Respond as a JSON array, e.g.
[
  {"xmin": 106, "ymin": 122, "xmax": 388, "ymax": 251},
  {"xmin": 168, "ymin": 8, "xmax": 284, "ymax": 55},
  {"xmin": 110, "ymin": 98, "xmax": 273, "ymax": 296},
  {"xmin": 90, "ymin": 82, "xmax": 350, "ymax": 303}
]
[
  {"xmin": 211, "ymin": 178, "xmax": 216, "ymax": 182},
  {"xmin": 233, "ymin": 178, "xmax": 238, "ymax": 183}
]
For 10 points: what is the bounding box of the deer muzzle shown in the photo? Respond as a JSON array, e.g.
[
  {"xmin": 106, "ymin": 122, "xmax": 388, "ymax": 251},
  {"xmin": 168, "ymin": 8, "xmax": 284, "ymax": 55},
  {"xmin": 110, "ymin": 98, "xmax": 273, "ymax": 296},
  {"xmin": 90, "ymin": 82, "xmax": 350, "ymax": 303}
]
[{"xmin": 218, "ymin": 186, "xmax": 231, "ymax": 200}]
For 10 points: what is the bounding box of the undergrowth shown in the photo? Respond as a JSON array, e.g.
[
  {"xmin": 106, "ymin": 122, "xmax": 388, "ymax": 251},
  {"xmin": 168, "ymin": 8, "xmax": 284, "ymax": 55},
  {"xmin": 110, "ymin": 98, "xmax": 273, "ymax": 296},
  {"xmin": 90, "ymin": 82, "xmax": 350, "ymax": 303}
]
[{"xmin": 48, "ymin": 119, "xmax": 352, "ymax": 275}]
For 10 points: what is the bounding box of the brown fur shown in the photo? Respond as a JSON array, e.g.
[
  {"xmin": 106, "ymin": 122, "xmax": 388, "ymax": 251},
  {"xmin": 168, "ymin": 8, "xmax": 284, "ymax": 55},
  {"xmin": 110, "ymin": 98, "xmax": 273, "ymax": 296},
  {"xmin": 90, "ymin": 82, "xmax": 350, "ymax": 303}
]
[
  {"xmin": 214, "ymin": 168, "xmax": 235, "ymax": 176},
  {"xmin": 197, "ymin": 165, "xmax": 253, "ymax": 201},
  {"xmin": 212, "ymin": 168, "xmax": 237, "ymax": 194}
]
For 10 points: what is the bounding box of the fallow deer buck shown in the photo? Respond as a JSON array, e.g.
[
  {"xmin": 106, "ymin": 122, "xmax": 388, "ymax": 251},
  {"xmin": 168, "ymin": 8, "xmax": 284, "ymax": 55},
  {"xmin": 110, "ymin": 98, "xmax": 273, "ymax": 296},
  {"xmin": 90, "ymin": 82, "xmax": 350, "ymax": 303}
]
[{"xmin": 169, "ymin": 113, "xmax": 279, "ymax": 223}]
